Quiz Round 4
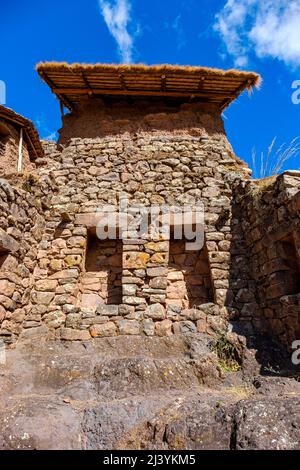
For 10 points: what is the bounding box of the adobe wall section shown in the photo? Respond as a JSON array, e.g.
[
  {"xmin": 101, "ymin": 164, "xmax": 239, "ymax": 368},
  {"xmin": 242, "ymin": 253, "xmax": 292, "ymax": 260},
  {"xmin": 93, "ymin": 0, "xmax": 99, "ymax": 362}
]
[
  {"xmin": 0, "ymin": 118, "xmax": 33, "ymax": 177},
  {"xmin": 235, "ymin": 172, "xmax": 300, "ymax": 347},
  {"xmin": 58, "ymin": 99, "xmax": 230, "ymax": 144}
]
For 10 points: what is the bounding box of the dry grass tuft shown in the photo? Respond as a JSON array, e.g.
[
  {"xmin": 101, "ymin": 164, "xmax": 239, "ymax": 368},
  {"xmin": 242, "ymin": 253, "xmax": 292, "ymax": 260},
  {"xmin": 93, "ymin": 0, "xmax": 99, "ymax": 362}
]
[{"xmin": 251, "ymin": 137, "xmax": 300, "ymax": 179}]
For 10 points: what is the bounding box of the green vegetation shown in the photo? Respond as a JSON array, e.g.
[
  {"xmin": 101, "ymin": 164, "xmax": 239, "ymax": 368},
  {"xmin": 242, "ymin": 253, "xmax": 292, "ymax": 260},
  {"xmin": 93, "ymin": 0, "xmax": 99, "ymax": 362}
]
[{"xmin": 210, "ymin": 333, "xmax": 242, "ymax": 373}]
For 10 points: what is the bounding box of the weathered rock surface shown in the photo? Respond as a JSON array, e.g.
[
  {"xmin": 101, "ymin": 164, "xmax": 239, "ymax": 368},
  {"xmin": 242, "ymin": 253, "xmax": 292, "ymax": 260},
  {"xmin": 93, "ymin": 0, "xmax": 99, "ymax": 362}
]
[
  {"xmin": 234, "ymin": 398, "xmax": 300, "ymax": 450},
  {"xmin": 0, "ymin": 333, "xmax": 299, "ymax": 450}
]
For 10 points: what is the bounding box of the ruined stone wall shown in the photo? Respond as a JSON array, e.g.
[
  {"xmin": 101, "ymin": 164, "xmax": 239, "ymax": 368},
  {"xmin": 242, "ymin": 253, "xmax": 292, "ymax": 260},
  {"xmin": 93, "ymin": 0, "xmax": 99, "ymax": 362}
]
[
  {"xmin": 0, "ymin": 177, "xmax": 50, "ymax": 342},
  {"xmin": 235, "ymin": 172, "xmax": 300, "ymax": 347},
  {"xmin": 20, "ymin": 98, "xmax": 254, "ymax": 341},
  {"xmin": 4, "ymin": 98, "xmax": 282, "ymax": 343},
  {"xmin": 1, "ymin": 99, "xmax": 299, "ymax": 347}
]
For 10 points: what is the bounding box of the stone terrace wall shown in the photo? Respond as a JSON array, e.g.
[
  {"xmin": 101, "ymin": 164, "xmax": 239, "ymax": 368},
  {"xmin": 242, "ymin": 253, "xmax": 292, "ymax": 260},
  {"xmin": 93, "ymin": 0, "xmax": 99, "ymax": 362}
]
[{"xmin": 235, "ymin": 172, "xmax": 300, "ymax": 347}]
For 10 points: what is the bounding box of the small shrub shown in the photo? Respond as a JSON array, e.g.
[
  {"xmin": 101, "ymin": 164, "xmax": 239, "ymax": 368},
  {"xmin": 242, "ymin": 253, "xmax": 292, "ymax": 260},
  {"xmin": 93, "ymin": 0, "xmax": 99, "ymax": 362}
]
[
  {"xmin": 210, "ymin": 333, "xmax": 242, "ymax": 373},
  {"xmin": 22, "ymin": 172, "xmax": 39, "ymax": 192}
]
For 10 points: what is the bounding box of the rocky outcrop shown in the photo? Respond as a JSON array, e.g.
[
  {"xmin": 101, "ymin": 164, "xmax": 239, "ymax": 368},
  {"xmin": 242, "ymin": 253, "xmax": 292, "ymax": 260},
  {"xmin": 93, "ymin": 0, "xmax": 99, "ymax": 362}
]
[{"xmin": 0, "ymin": 333, "xmax": 299, "ymax": 450}]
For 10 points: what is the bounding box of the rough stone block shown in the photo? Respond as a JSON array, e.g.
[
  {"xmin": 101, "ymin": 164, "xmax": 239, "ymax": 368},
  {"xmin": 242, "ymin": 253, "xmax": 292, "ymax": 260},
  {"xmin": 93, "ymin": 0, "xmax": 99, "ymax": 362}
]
[
  {"xmin": 149, "ymin": 277, "xmax": 168, "ymax": 289},
  {"xmin": 50, "ymin": 269, "xmax": 78, "ymax": 280},
  {"xmin": 145, "ymin": 241, "xmax": 169, "ymax": 252},
  {"xmin": 173, "ymin": 320, "xmax": 197, "ymax": 334},
  {"xmin": 122, "ymin": 284, "xmax": 137, "ymax": 296},
  {"xmin": 123, "ymin": 296, "xmax": 146, "ymax": 306},
  {"xmin": 81, "ymin": 293, "xmax": 103, "ymax": 310},
  {"xmin": 0, "ymin": 228, "xmax": 19, "ymax": 253},
  {"xmin": 150, "ymin": 252, "xmax": 168, "ymax": 264},
  {"xmin": 147, "ymin": 267, "xmax": 167, "ymax": 277},
  {"xmin": 60, "ymin": 328, "xmax": 91, "ymax": 341},
  {"xmin": 155, "ymin": 319, "xmax": 173, "ymax": 336},
  {"xmin": 117, "ymin": 320, "xmax": 141, "ymax": 335},
  {"xmin": 0, "ymin": 280, "xmax": 15, "ymax": 297},
  {"xmin": 96, "ymin": 304, "xmax": 119, "ymax": 316},
  {"xmin": 145, "ymin": 303, "xmax": 166, "ymax": 320},
  {"xmin": 35, "ymin": 280, "xmax": 58, "ymax": 292},
  {"xmin": 90, "ymin": 322, "xmax": 117, "ymax": 337},
  {"xmin": 31, "ymin": 291, "xmax": 55, "ymax": 305},
  {"xmin": 123, "ymin": 252, "xmax": 150, "ymax": 269},
  {"xmin": 44, "ymin": 311, "xmax": 66, "ymax": 329},
  {"xmin": 143, "ymin": 318, "xmax": 155, "ymax": 336}
]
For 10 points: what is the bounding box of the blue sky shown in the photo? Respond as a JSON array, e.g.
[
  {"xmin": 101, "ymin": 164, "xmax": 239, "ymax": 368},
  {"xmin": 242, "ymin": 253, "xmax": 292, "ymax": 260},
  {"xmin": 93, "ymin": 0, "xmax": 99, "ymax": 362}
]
[{"xmin": 0, "ymin": 0, "xmax": 300, "ymax": 175}]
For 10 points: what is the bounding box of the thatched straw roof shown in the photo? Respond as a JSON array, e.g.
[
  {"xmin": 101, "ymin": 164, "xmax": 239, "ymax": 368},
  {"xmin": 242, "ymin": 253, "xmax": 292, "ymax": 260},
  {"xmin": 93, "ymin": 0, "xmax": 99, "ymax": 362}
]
[
  {"xmin": 36, "ymin": 62, "xmax": 261, "ymax": 111},
  {"xmin": 0, "ymin": 105, "xmax": 44, "ymax": 160}
]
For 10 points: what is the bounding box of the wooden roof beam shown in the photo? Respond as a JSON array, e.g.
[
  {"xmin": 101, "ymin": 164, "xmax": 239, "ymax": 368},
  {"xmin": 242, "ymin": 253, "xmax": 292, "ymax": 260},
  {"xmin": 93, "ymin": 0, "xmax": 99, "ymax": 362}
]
[
  {"xmin": 81, "ymin": 72, "xmax": 94, "ymax": 97},
  {"xmin": 23, "ymin": 127, "xmax": 39, "ymax": 159},
  {"xmin": 40, "ymin": 71, "xmax": 74, "ymax": 111},
  {"xmin": 54, "ymin": 88, "xmax": 234, "ymax": 100},
  {"xmin": 119, "ymin": 73, "xmax": 127, "ymax": 90},
  {"xmin": 198, "ymin": 76, "xmax": 205, "ymax": 90},
  {"xmin": 220, "ymin": 79, "xmax": 251, "ymax": 111}
]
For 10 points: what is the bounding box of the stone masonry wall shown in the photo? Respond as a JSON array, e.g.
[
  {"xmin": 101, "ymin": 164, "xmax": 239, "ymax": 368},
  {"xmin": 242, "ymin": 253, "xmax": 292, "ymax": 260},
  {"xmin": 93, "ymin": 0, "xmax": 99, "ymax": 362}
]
[
  {"xmin": 4, "ymin": 98, "xmax": 298, "ymax": 346},
  {"xmin": 21, "ymin": 97, "xmax": 254, "ymax": 342},
  {"xmin": 234, "ymin": 172, "xmax": 300, "ymax": 347},
  {"xmin": 0, "ymin": 175, "xmax": 54, "ymax": 342}
]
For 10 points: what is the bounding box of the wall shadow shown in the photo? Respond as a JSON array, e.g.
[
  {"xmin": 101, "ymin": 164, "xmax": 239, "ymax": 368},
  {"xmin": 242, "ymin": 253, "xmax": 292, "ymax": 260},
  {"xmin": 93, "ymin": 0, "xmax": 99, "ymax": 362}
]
[{"xmin": 0, "ymin": 252, "xmax": 8, "ymax": 269}]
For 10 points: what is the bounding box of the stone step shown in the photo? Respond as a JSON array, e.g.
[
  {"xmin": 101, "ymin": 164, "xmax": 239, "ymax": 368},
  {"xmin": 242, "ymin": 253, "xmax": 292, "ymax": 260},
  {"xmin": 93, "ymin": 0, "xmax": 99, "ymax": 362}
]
[
  {"xmin": 1, "ymin": 334, "xmax": 299, "ymax": 450},
  {"xmin": 93, "ymin": 356, "xmax": 215, "ymax": 401},
  {"xmin": 0, "ymin": 333, "xmax": 220, "ymax": 402}
]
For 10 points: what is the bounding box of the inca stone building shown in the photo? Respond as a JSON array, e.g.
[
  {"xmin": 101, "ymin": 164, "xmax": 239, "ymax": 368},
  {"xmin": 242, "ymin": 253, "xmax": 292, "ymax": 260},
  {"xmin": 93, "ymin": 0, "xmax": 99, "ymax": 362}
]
[{"xmin": 0, "ymin": 63, "xmax": 299, "ymax": 348}]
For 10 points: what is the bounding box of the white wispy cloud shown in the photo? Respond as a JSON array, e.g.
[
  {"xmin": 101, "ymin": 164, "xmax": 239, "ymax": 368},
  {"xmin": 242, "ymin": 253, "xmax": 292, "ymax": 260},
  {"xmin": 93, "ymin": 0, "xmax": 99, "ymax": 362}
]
[
  {"xmin": 99, "ymin": 0, "xmax": 134, "ymax": 63},
  {"xmin": 35, "ymin": 116, "xmax": 58, "ymax": 141},
  {"xmin": 214, "ymin": 0, "xmax": 300, "ymax": 69},
  {"xmin": 172, "ymin": 14, "xmax": 187, "ymax": 51}
]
